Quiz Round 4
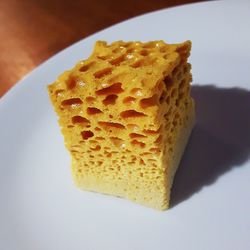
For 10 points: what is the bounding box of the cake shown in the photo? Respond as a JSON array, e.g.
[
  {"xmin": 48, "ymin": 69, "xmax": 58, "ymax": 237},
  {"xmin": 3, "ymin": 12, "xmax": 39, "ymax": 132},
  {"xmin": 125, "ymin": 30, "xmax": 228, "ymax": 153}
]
[{"xmin": 48, "ymin": 40, "xmax": 195, "ymax": 210}]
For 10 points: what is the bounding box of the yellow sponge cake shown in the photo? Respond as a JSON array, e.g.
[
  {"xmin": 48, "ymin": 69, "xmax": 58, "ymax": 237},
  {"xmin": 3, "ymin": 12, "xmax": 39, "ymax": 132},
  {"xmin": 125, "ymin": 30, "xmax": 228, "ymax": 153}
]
[{"xmin": 48, "ymin": 40, "xmax": 195, "ymax": 210}]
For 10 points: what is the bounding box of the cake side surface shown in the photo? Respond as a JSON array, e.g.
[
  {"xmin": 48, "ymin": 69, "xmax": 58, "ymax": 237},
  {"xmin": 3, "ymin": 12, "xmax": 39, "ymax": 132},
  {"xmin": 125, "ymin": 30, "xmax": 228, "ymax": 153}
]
[
  {"xmin": 72, "ymin": 100, "xmax": 195, "ymax": 210},
  {"xmin": 48, "ymin": 40, "xmax": 195, "ymax": 210}
]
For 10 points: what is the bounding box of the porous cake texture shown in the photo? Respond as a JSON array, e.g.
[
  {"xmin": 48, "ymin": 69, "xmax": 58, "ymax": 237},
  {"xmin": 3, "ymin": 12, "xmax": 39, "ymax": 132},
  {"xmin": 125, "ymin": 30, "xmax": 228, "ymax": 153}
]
[{"xmin": 48, "ymin": 40, "xmax": 195, "ymax": 210}]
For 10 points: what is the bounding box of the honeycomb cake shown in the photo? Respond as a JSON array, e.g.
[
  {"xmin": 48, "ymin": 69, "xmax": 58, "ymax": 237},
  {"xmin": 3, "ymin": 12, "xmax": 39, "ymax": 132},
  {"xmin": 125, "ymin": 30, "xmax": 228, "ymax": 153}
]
[{"xmin": 48, "ymin": 40, "xmax": 195, "ymax": 210}]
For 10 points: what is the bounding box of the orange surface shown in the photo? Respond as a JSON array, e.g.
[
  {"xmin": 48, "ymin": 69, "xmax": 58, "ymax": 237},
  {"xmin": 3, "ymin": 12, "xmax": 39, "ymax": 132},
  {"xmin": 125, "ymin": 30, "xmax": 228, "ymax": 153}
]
[{"xmin": 0, "ymin": 0, "xmax": 202, "ymax": 97}]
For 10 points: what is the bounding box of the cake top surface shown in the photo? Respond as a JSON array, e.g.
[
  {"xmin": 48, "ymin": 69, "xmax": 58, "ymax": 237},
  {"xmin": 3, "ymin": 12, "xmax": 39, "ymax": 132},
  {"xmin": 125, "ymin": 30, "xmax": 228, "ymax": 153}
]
[
  {"xmin": 49, "ymin": 40, "xmax": 191, "ymax": 133},
  {"xmin": 53, "ymin": 40, "xmax": 191, "ymax": 97}
]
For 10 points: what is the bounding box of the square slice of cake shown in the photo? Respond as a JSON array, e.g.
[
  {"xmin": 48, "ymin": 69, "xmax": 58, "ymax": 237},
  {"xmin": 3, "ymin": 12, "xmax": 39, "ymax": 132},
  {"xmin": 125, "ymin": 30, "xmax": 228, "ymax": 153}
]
[{"xmin": 48, "ymin": 40, "xmax": 195, "ymax": 210}]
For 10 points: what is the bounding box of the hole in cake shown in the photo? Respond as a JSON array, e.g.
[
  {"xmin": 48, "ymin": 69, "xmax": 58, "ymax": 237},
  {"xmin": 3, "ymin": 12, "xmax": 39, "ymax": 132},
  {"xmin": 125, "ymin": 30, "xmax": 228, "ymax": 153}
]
[
  {"xmin": 97, "ymin": 55, "xmax": 109, "ymax": 60},
  {"xmin": 70, "ymin": 150, "xmax": 79, "ymax": 154},
  {"xmin": 120, "ymin": 110, "xmax": 146, "ymax": 118},
  {"xmin": 98, "ymin": 121, "xmax": 125, "ymax": 130},
  {"xmin": 127, "ymin": 124, "xmax": 139, "ymax": 131},
  {"xmin": 175, "ymin": 99, "xmax": 180, "ymax": 107},
  {"xmin": 95, "ymin": 83, "xmax": 124, "ymax": 95},
  {"xmin": 79, "ymin": 62, "xmax": 95, "ymax": 72},
  {"xmin": 140, "ymin": 152, "xmax": 152, "ymax": 156},
  {"xmin": 143, "ymin": 128, "xmax": 161, "ymax": 135},
  {"xmin": 164, "ymin": 76, "xmax": 173, "ymax": 89},
  {"xmin": 126, "ymin": 48, "xmax": 134, "ymax": 53},
  {"xmin": 97, "ymin": 161, "xmax": 103, "ymax": 166},
  {"xmin": 180, "ymin": 79, "xmax": 186, "ymax": 89},
  {"xmin": 129, "ymin": 133, "xmax": 146, "ymax": 139},
  {"xmin": 183, "ymin": 64, "xmax": 190, "ymax": 74},
  {"xmin": 171, "ymin": 89, "xmax": 178, "ymax": 98},
  {"xmin": 173, "ymin": 120, "xmax": 178, "ymax": 126},
  {"xmin": 72, "ymin": 116, "xmax": 90, "ymax": 125},
  {"xmin": 94, "ymin": 127, "xmax": 101, "ymax": 131},
  {"xmin": 102, "ymin": 94, "xmax": 118, "ymax": 105},
  {"xmin": 140, "ymin": 159, "xmax": 146, "ymax": 165},
  {"xmin": 140, "ymin": 50, "xmax": 149, "ymax": 56},
  {"xmin": 110, "ymin": 137, "xmax": 125, "ymax": 148},
  {"xmin": 148, "ymin": 159, "xmax": 156, "ymax": 162},
  {"xmin": 167, "ymin": 136, "xmax": 173, "ymax": 144},
  {"xmin": 81, "ymin": 130, "xmax": 94, "ymax": 140},
  {"xmin": 163, "ymin": 54, "xmax": 171, "ymax": 60},
  {"xmin": 67, "ymin": 125, "xmax": 74, "ymax": 128},
  {"xmin": 66, "ymin": 75, "xmax": 77, "ymax": 89},
  {"xmin": 54, "ymin": 89, "xmax": 64, "ymax": 95},
  {"xmin": 150, "ymin": 147, "xmax": 161, "ymax": 153},
  {"xmin": 85, "ymin": 96, "xmax": 96, "ymax": 104},
  {"xmin": 130, "ymin": 59, "xmax": 145, "ymax": 68},
  {"xmin": 112, "ymin": 47, "xmax": 122, "ymax": 53},
  {"xmin": 61, "ymin": 98, "xmax": 83, "ymax": 106},
  {"xmin": 130, "ymin": 88, "xmax": 143, "ymax": 96},
  {"xmin": 177, "ymin": 71, "xmax": 183, "ymax": 81},
  {"xmin": 142, "ymin": 42, "xmax": 156, "ymax": 48},
  {"xmin": 160, "ymin": 47, "xmax": 167, "ymax": 53},
  {"xmin": 109, "ymin": 54, "xmax": 126, "ymax": 66},
  {"xmin": 94, "ymin": 67, "xmax": 113, "ymax": 78},
  {"xmin": 131, "ymin": 156, "xmax": 137, "ymax": 162},
  {"xmin": 95, "ymin": 137, "xmax": 105, "ymax": 140},
  {"xmin": 165, "ymin": 122, "xmax": 171, "ymax": 130},
  {"xmin": 172, "ymin": 66, "xmax": 179, "ymax": 76},
  {"xmin": 179, "ymin": 92, "xmax": 185, "ymax": 100},
  {"xmin": 87, "ymin": 107, "xmax": 102, "ymax": 115},
  {"xmin": 131, "ymin": 140, "xmax": 145, "ymax": 148},
  {"xmin": 159, "ymin": 91, "xmax": 167, "ymax": 104},
  {"xmin": 157, "ymin": 81, "xmax": 164, "ymax": 92},
  {"xmin": 154, "ymin": 135, "xmax": 162, "ymax": 144},
  {"xmin": 123, "ymin": 96, "xmax": 136, "ymax": 104},
  {"xmin": 109, "ymin": 115, "xmax": 113, "ymax": 118},
  {"xmin": 106, "ymin": 153, "xmax": 112, "ymax": 158},
  {"xmin": 124, "ymin": 42, "xmax": 133, "ymax": 48},
  {"xmin": 140, "ymin": 94, "xmax": 158, "ymax": 108},
  {"xmin": 90, "ymin": 145, "xmax": 101, "ymax": 151},
  {"xmin": 89, "ymin": 140, "xmax": 98, "ymax": 144},
  {"xmin": 165, "ymin": 107, "xmax": 173, "ymax": 117},
  {"xmin": 166, "ymin": 96, "xmax": 170, "ymax": 105}
]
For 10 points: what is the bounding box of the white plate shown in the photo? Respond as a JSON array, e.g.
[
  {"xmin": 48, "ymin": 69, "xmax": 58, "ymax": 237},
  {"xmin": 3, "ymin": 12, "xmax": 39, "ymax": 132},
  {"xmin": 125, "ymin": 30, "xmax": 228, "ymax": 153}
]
[{"xmin": 1, "ymin": 1, "xmax": 250, "ymax": 249}]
